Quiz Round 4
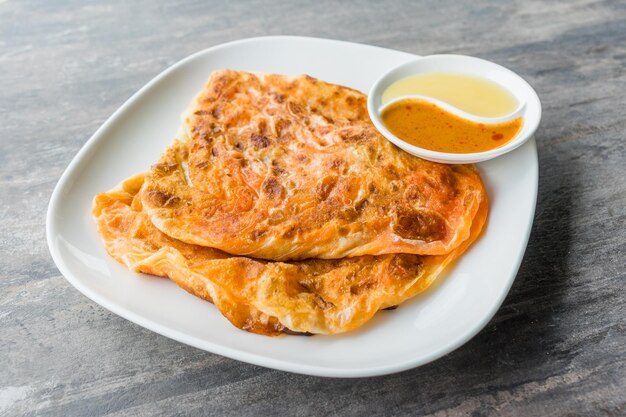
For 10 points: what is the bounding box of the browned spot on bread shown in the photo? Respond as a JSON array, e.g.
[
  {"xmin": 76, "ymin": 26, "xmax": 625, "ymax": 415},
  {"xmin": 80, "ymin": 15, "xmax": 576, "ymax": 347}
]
[
  {"xmin": 145, "ymin": 190, "xmax": 181, "ymax": 208},
  {"xmin": 152, "ymin": 162, "xmax": 178, "ymax": 174},
  {"xmin": 288, "ymin": 102, "xmax": 303, "ymax": 114},
  {"xmin": 350, "ymin": 280, "xmax": 373, "ymax": 295},
  {"xmin": 385, "ymin": 165, "xmax": 400, "ymax": 179},
  {"xmin": 339, "ymin": 207, "xmax": 359, "ymax": 221},
  {"xmin": 209, "ymin": 73, "xmax": 231, "ymax": 96},
  {"xmin": 250, "ymin": 229, "xmax": 266, "ymax": 240},
  {"xmin": 271, "ymin": 167, "xmax": 285, "ymax": 176},
  {"xmin": 271, "ymin": 92, "xmax": 285, "ymax": 103},
  {"xmin": 337, "ymin": 226, "xmax": 349, "ymax": 236},
  {"xmin": 314, "ymin": 294, "xmax": 334, "ymax": 311},
  {"xmin": 393, "ymin": 209, "xmax": 447, "ymax": 242},
  {"xmin": 262, "ymin": 177, "xmax": 284, "ymax": 199},
  {"xmin": 330, "ymin": 158, "xmax": 345, "ymax": 170},
  {"xmin": 267, "ymin": 209, "xmax": 285, "ymax": 225},
  {"xmin": 275, "ymin": 119, "xmax": 291, "ymax": 136},
  {"xmin": 295, "ymin": 154, "xmax": 309, "ymax": 163},
  {"xmin": 198, "ymin": 131, "xmax": 213, "ymax": 143},
  {"xmin": 251, "ymin": 133, "xmax": 270, "ymax": 148},
  {"xmin": 281, "ymin": 328, "xmax": 314, "ymax": 336},
  {"xmin": 440, "ymin": 169, "xmax": 458, "ymax": 187},
  {"xmin": 296, "ymin": 281, "xmax": 313, "ymax": 293},
  {"xmin": 270, "ymin": 160, "xmax": 285, "ymax": 176},
  {"xmin": 316, "ymin": 176, "xmax": 337, "ymax": 201},
  {"xmin": 404, "ymin": 184, "xmax": 423, "ymax": 204},
  {"xmin": 355, "ymin": 199, "xmax": 369, "ymax": 213},
  {"xmin": 282, "ymin": 225, "xmax": 298, "ymax": 239},
  {"xmin": 388, "ymin": 253, "xmax": 423, "ymax": 277},
  {"xmin": 341, "ymin": 132, "xmax": 366, "ymax": 142}
]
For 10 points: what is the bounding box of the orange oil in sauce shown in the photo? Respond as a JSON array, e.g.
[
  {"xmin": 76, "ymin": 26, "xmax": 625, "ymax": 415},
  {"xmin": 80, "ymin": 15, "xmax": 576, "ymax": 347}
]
[{"xmin": 381, "ymin": 99, "xmax": 523, "ymax": 154}]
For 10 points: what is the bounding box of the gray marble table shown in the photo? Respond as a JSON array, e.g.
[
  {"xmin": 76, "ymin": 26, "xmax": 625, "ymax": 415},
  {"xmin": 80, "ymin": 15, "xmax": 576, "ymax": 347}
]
[{"xmin": 1, "ymin": 1, "xmax": 625, "ymax": 415}]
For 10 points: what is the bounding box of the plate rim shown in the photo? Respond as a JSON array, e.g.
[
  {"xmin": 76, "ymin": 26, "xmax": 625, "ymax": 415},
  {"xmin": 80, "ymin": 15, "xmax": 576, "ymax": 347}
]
[{"xmin": 46, "ymin": 35, "xmax": 538, "ymax": 378}]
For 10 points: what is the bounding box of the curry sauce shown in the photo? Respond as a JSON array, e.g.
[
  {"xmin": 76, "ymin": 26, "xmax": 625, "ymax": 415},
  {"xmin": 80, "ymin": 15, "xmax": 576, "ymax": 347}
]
[
  {"xmin": 381, "ymin": 99, "xmax": 523, "ymax": 154},
  {"xmin": 381, "ymin": 72, "xmax": 519, "ymax": 118}
]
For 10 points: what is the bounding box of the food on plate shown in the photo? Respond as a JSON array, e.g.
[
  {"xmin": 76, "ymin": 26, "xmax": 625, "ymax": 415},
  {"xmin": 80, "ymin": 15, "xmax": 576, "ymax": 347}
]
[
  {"xmin": 381, "ymin": 99, "xmax": 523, "ymax": 153},
  {"xmin": 141, "ymin": 70, "xmax": 485, "ymax": 260},
  {"xmin": 380, "ymin": 72, "xmax": 523, "ymax": 153},
  {"xmin": 93, "ymin": 174, "xmax": 486, "ymax": 335},
  {"xmin": 93, "ymin": 70, "xmax": 488, "ymax": 336},
  {"xmin": 381, "ymin": 72, "xmax": 520, "ymax": 118}
]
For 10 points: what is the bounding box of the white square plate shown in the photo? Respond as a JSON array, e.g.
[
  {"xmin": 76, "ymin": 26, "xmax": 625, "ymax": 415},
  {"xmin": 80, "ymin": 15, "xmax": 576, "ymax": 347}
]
[{"xmin": 47, "ymin": 36, "xmax": 537, "ymax": 378}]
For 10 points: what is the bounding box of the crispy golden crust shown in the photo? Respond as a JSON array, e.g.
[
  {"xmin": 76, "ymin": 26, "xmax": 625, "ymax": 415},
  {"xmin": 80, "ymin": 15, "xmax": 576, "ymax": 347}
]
[
  {"xmin": 94, "ymin": 174, "xmax": 487, "ymax": 335},
  {"xmin": 140, "ymin": 70, "xmax": 486, "ymax": 260}
]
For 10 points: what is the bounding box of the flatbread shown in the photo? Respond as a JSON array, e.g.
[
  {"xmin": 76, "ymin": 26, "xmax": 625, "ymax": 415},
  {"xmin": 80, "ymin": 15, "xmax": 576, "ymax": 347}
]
[
  {"xmin": 94, "ymin": 174, "xmax": 487, "ymax": 335},
  {"xmin": 140, "ymin": 70, "xmax": 486, "ymax": 260}
]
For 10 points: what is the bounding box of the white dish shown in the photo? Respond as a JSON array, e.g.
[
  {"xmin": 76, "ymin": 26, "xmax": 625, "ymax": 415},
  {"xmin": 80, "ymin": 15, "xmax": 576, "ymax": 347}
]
[
  {"xmin": 368, "ymin": 55, "xmax": 542, "ymax": 164},
  {"xmin": 46, "ymin": 36, "xmax": 537, "ymax": 378}
]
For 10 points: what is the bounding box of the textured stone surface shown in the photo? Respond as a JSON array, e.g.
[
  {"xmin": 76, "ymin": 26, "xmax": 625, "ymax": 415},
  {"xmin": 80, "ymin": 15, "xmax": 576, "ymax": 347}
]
[{"xmin": 1, "ymin": 0, "xmax": 625, "ymax": 416}]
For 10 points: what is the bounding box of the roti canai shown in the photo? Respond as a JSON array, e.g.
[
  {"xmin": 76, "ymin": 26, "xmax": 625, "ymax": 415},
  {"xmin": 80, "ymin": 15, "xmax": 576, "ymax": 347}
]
[
  {"xmin": 94, "ymin": 174, "xmax": 487, "ymax": 335},
  {"xmin": 140, "ymin": 71, "xmax": 486, "ymax": 260}
]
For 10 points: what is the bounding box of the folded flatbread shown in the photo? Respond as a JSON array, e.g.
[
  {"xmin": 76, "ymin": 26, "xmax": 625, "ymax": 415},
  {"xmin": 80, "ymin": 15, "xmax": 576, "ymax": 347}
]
[
  {"xmin": 140, "ymin": 71, "xmax": 486, "ymax": 260},
  {"xmin": 94, "ymin": 174, "xmax": 487, "ymax": 335}
]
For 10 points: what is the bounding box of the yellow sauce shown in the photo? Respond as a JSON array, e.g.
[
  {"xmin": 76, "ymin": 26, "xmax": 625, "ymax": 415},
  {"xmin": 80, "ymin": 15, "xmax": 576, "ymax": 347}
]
[
  {"xmin": 382, "ymin": 72, "xmax": 519, "ymax": 118},
  {"xmin": 381, "ymin": 99, "xmax": 523, "ymax": 153}
]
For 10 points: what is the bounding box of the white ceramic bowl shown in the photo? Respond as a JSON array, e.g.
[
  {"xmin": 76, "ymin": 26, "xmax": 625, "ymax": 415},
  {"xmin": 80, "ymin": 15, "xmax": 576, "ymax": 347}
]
[{"xmin": 367, "ymin": 54, "xmax": 542, "ymax": 164}]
